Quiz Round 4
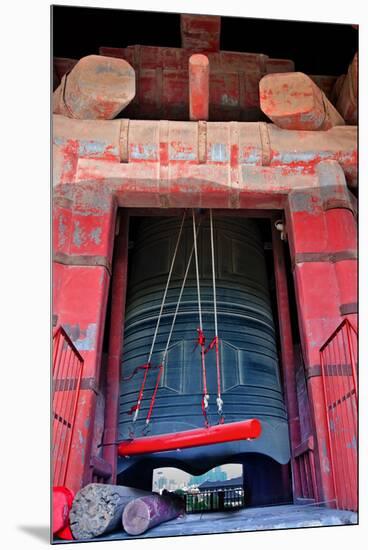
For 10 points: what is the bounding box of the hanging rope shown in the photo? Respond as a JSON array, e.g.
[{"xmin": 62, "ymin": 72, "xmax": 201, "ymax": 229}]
[
  {"xmin": 143, "ymin": 219, "xmax": 203, "ymax": 432},
  {"xmin": 192, "ymin": 209, "xmax": 209, "ymax": 427},
  {"xmin": 209, "ymin": 209, "xmax": 224, "ymax": 422},
  {"xmin": 122, "ymin": 363, "xmax": 150, "ymax": 382},
  {"xmin": 162, "ymin": 222, "xmax": 201, "ymax": 367},
  {"xmin": 147, "ymin": 211, "xmax": 187, "ymax": 365},
  {"xmin": 144, "ymin": 364, "xmax": 163, "ymax": 427},
  {"xmin": 126, "ymin": 211, "xmax": 187, "ymax": 427},
  {"xmin": 126, "ymin": 210, "xmax": 223, "ymax": 436}
]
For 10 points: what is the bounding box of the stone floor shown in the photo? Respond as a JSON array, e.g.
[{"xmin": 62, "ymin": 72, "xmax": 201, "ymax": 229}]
[{"xmin": 55, "ymin": 504, "xmax": 357, "ymax": 543}]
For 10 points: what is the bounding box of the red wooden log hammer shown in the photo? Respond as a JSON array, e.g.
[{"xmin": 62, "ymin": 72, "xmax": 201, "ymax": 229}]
[{"xmin": 118, "ymin": 418, "xmax": 262, "ymax": 457}]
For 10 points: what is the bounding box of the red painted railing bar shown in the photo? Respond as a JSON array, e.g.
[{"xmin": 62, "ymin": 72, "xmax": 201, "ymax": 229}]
[
  {"xmin": 332, "ymin": 337, "xmax": 346, "ymax": 508},
  {"xmin": 334, "ymin": 334, "xmax": 348, "ymax": 508},
  {"xmin": 338, "ymin": 330, "xmax": 354, "ymax": 509},
  {"xmin": 320, "ymin": 319, "xmax": 356, "ymax": 353},
  {"xmin": 63, "ymin": 352, "xmax": 84, "ymax": 486},
  {"xmin": 59, "ymin": 327, "xmax": 85, "ymax": 362},
  {"xmin": 57, "ymin": 345, "xmax": 74, "ymax": 485},
  {"xmin": 344, "ymin": 328, "xmax": 358, "ymax": 509},
  {"xmin": 345, "ymin": 326, "xmax": 358, "ymax": 430},
  {"xmin": 57, "ymin": 347, "xmax": 74, "ymax": 486},
  {"xmin": 53, "ymin": 329, "xmax": 61, "ymax": 369},
  {"xmin": 53, "ymin": 342, "xmax": 70, "ymax": 484},
  {"xmin": 339, "ymin": 329, "xmax": 354, "ymax": 509},
  {"xmin": 320, "ymin": 318, "xmax": 357, "ymax": 511},
  {"xmin": 52, "ymin": 326, "xmax": 84, "ymax": 487},
  {"xmin": 118, "ymin": 419, "xmax": 262, "ymax": 457},
  {"xmin": 340, "ymin": 330, "xmax": 352, "ymax": 508},
  {"xmin": 346, "ymin": 322, "xmax": 358, "ymax": 396},
  {"xmin": 334, "ymin": 348, "xmax": 345, "ymax": 508},
  {"xmin": 62, "ymin": 355, "xmax": 78, "ymax": 485},
  {"xmin": 320, "ymin": 350, "xmax": 338, "ymax": 507}
]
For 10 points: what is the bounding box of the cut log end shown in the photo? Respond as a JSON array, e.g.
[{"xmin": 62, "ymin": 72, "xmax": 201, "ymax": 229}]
[
  {"xmin": 69, "ymin": 483, "xmax": 149, "ymax": 540},
  {"xmin": 123, "ymin": 500, "xmax": 151, "ymax": 535},
  {"xmin": 122, "ymin": 492, "xmax": 186, "ymax": 536},
  {"xmin": 69, "ymin": 485, "xmax": 115, "ymax": 540}
]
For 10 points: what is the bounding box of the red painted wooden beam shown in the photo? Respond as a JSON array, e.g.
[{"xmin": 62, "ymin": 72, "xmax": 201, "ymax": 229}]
[
  {"xmin": 53, "ymin": 55, "xmax": 136, "ymax": 120},
  {"xmin": 181, "ymin": 14, "xmax": 221, "ymax": 52},
  {"xmin": 97, "ymin": 45, "xmax": 294, "ymax": 121},
  {"xmin": 189, "ymin": 54, "xmax": 209, "ymax": 120},
  {"xmin": 260, "ymin": 72, "xmax": 345, "ymax": 131},
  {"xmin": 336, "ymin": 53, "xmax": 357, "ymax": 125},
  {"xmin": 53, "ymin": 115, "xmax": 358, "ymax": 189},
  {"xmin": 118, "ymin": 419, "xmax": 262, "ymax": 457}
]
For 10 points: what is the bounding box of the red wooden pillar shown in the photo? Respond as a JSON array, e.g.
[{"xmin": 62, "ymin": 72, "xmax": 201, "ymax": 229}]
[
  {"xmin": 318, "ymin": 162, "xmax": 358, "ymax": 507},
  {"xmin": 102, "ymin": 211, "xmax": 130, "ymax": 482},
  {"xmin": 52, "ymin": 189, "xmax": 117, "ymax": 494},
  {"xmin": 285, "ymin": 165, "xmax": 344, "ymax": 506},
  {"xmin": 318, "ymin": 162, "xmax": 357, "ymax": 327},
  {"xmin": 189, "ymin": 54, "xmax": 209, "ymax": 121},
  {"xmin": 271, "ymin": 220, "xmax": 302, "ymax": 500}
]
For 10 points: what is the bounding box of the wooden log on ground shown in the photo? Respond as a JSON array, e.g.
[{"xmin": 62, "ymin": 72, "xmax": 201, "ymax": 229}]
[
  {"xmin": 69, "ymin": 483, "xmax": 150, "ymax": 540},
  {"xmin": 122, "ymin": 491, "xmax": 185, "ymax": 535}
]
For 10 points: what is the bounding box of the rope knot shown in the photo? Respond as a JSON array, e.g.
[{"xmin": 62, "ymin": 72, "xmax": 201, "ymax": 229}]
[{"xmin": 197, "ymin": 328, "xmax": 206, "ymax": 347}]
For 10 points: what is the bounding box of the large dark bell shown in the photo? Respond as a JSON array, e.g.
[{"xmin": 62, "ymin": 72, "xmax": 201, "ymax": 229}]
[{"xmin": 117, "ymin": 215, "xmax": 290, "ymax": 493}]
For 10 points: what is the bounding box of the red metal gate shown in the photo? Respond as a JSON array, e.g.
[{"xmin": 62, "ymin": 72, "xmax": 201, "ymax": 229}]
[
  {"xmin": 320, "ymin": 319, "xmax": 358, "ymax": 511},
  {"xmin": 52, "ymin": 326, "xmax": 84, "ymax": 487}
]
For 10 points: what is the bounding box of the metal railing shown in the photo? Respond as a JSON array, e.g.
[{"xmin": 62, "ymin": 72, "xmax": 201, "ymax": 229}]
[
  {"xmin": 320, "ymin": 318, "xmax": 358, "ymax": 511},
  {"xmin": 52, "ymin": 326, "xmax": 84, "ymax": 487},
  {"xmin": 185, "ymin": 487, "xmax": 245, "ymax": 513}
]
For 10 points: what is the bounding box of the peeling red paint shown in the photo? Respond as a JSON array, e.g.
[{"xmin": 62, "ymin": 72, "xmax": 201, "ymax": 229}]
[
  {"xmin": 260, "ymin": 72, "xmax": 345, "ymax": 131},
  {"xmin": 60, "ymin": 139, "xmax": 79, "ymax": 183},
  {"xmin": 52, "ymin": 33, "xmax": 357, "ymax": 507},
  {"xmin": 96, "ymin": 44, "xmax": 294, "ymax": 121}
]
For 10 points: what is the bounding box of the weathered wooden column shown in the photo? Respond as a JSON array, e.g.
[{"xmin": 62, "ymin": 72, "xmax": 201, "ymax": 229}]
[
  {"xmin": 317, "ymin": 162, "xmax": 357, "ymax": 326},
  {"xmin": 285, "ymin": 161, "xmax": 347, "ymax": 506},
  {"xmin": 271, "ymin": 220, "xmax": 302, "ymax": 500},
  {"xmin": 53, "ymin": 187, "xmax": 117, "ymax": 493},
  {"xmin": 102, "ymin": 211, "xmax": 130, "ymax": 482}
]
